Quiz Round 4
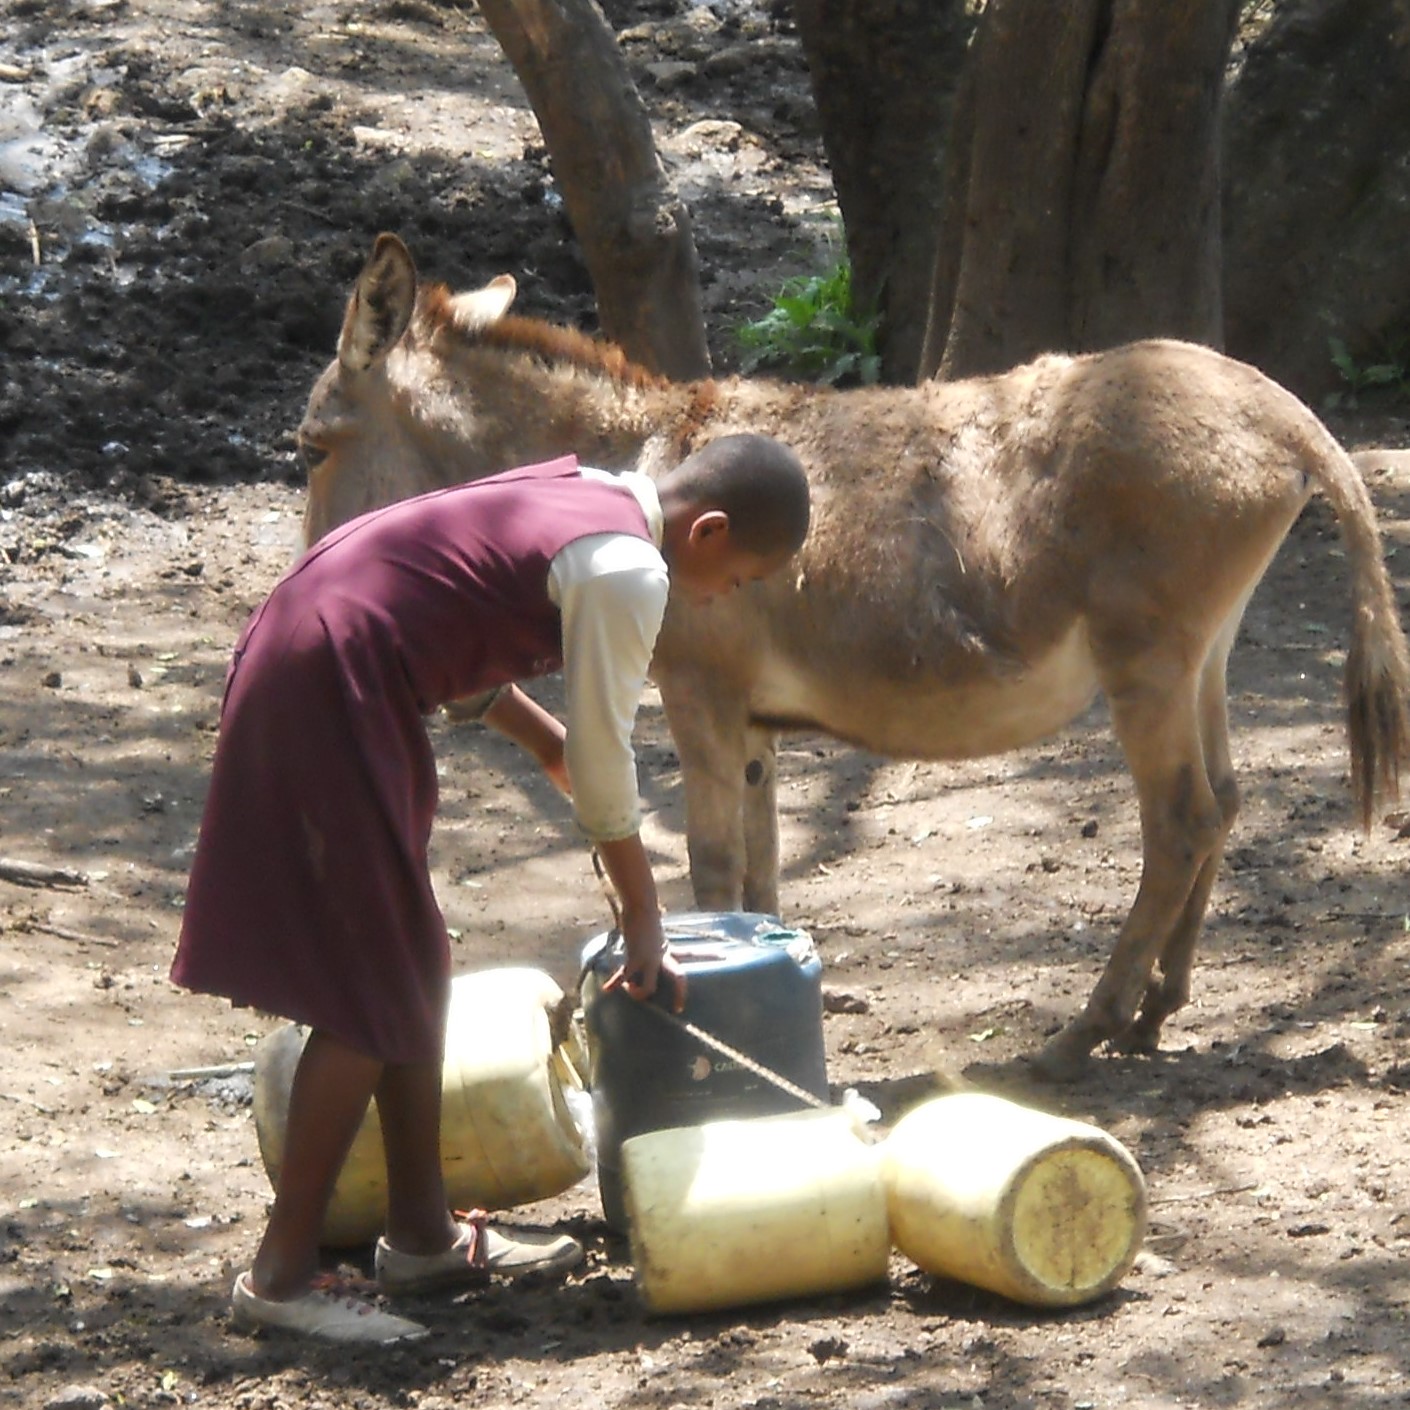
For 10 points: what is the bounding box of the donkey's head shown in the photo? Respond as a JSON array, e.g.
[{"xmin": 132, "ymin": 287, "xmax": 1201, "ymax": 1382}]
[
  {"xmin": 299, "ymin": 233, "xmax": 683, "ymax": 547},
  {"xmin": 299, "ymin": 233, "xmax": 521, "ymax": 545}
]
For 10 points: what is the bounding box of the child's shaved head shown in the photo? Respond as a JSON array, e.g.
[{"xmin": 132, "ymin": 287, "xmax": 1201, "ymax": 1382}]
[{"xmin": 658, "ymin": 434, "xmax": 811, "ymax": 556}]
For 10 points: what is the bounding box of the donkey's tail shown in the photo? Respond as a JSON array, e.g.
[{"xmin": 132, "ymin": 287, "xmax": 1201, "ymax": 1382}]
[{"xmin": 1303, "ymin": 436, "xmax": 1410, "ymax": 828}]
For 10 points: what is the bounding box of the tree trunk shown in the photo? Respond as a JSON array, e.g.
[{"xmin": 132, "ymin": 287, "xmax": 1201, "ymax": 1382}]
[
  {"xmin": 476, "ymin": 0, "xmax": 711, "ymax": 379},
  {"xmin": 790, "ymin": 0, "xmax": 974, "ymax": 384},
  {"xmin": 1223, "ymin": 0, "xmax": 1410, "ymax": 400},
  {"xmin": 922, "ymin": 0, "xmax": 1240, "ymax": 382}
]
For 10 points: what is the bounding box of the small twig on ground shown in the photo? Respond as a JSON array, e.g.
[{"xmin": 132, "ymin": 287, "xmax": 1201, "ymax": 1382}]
[
  {"xmin": 0, "ymin": 857, "xmax": 88, "ymax": 889},
  {"xmin": 18, "ymin": 919, "xmax": 120, "ymax": 947},
  {"xmin": 160, "ymin": 1062, "xmax": 256, "ymax": 1082},
  {"xmin": 280, "ymin": 198, "xmax": 336, "ymax": 223},
  {"xmin": 1149, "ymin": 1182, "xmax": 1260, "ymax": 1205},
  {"xmin": 0, "ymin": 1091, "xmax": 56, "ymax": 1114}
]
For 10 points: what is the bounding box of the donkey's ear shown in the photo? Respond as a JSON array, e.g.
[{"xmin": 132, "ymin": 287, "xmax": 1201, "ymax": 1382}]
[
  {"xmin": 337, "ymin": 232, "xmax": 417, "ymax": 373},
  {"xmin": 447, "ymin": 274, "xmax": 518, "ymax": 333}
]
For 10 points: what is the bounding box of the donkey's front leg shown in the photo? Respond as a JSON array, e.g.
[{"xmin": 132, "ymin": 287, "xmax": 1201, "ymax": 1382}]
[
  {"xmin": 657, "ymin": 672, "xmax": 751, "ymax": 910},
  {"xmin": 740, "ymin": 723, "xmax": 781, "ymax": 915}
]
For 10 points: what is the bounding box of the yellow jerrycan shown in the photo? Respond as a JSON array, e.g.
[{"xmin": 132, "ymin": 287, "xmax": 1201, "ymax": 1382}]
[
  {"xmin": 879, "ymin": 1091, "xmax": 1147, "ymax": 1307},
  {"xmin": 621, "ymin": 1107, "xmax": 890, "ymax": 1315},
  {"xmin": 253, "ymin": 967, "xmax": 591, "ymax": 1247}
]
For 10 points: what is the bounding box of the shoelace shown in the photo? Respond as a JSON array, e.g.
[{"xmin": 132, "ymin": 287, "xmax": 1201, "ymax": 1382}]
[{"xmin": 452, "ymin": 1208, "xmax": 491, "ymax": 1269}]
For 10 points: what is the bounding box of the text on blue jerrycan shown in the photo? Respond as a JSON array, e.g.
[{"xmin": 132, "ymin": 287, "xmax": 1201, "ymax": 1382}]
[{"xmin": 580, "ymin": 911, "xmax": 830, "ymax": 1229}]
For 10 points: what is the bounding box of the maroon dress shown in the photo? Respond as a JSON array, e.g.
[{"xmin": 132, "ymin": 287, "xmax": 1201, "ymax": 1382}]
[{"xmin": 170, "ymin": 456, "xmax": 652, "ymax": 1063}]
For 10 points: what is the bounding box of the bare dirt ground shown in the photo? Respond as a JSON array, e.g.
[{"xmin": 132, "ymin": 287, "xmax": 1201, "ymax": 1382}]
[{"xmin": 4, "ymin": 4, "xmax": 1410, "ymax": 1409}]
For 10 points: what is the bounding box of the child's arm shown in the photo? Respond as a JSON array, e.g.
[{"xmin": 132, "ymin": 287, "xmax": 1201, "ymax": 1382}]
[
  {"xmin": 595, "ymin": 833, "xmax": 686, "ymax": 1011},
  {"xmin": 485, "ymin": 683, "xmax": 685, "ymax": 1008},
  {"xmin": 482, "ymin": 684, "xmax": 571, "ymax": 797}
]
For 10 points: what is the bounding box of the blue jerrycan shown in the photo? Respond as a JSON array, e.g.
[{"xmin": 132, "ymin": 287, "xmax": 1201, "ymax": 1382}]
[{"xmin": 580, "ymin": 911, "xmax": 829, "ymax": 1230}]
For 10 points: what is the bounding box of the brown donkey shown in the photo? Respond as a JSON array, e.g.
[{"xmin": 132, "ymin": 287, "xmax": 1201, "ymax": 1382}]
[{"xmin": 299, "ymin": 233, "xmax": 1410, "ymax": 1078}]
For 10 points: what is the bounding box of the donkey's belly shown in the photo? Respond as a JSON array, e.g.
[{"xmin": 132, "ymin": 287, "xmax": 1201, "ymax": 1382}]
[{"xmin": 751, "ymin": 621, "xmax": 1101, "ymax": 760}]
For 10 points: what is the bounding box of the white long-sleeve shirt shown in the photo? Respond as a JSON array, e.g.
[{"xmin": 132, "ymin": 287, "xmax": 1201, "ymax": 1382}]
[{"xmin": 545, "ymin": 468, "xmax": 668, "ymax": 842}]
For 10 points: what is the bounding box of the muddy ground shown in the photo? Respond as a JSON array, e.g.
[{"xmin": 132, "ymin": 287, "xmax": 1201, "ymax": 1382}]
[{"xmin": 4, "ymin": 3, "xmax": 1410, "ymax": 1409}]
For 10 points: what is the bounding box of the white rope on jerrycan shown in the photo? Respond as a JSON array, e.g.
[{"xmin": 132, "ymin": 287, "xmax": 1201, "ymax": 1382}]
[{"xmin": 585, "ymin": 847, "xmax": 879, "ymax": 1122}]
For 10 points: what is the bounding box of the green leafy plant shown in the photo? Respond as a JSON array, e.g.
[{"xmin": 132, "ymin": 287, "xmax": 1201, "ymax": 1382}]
[
  {"xmin": 736, "ymin": 257, "xmax": 881, "ymax": 386},
  {"xmin": 1326, "ymin": 334, "xmax": 1410, "ymax": 410}
]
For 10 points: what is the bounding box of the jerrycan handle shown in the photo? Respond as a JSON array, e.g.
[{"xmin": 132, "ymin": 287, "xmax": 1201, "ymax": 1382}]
[{"xmin": 577, "ymin": 926, "xmax": 618, "ymax": 996}]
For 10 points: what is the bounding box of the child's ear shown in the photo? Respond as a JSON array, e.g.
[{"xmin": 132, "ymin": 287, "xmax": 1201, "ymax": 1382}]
[{"xmin": 688, "ymin": 509, "xmax": 731, "ymax": 545}]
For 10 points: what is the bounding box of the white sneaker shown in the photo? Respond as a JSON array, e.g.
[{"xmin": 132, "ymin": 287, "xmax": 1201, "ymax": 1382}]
[
  {"xmin": 231, "ymin": 1271, "xmax": 429, "ymax": 1344},
  {"xmin": 376, "ymin": 1211, "xmax": 584, "ymax": 1295}
]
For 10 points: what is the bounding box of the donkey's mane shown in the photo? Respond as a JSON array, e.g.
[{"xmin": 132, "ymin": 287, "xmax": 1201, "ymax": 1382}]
[{"xmin": 419, "ymin": 282, "xmax": 668, "ymax": 391}]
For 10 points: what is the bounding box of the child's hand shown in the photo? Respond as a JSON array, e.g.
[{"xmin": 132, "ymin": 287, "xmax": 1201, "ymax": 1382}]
[{"xmin": 603, "ymin": 927, "xmax": 687, "ymax": 1012}]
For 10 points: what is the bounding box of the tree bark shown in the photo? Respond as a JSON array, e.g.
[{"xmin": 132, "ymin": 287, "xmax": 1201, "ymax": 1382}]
[
  {"xmin": 1223, "ymin": 0, "xmax": 1410, "ymax": 400},
  {"xmin": 921, "ymin": 0, "xmax": 1240, "ymax": 382},
  {"xmin": 790, "ymin": 0, "xmax": 973, "ymax": 384},
  {"xmin": 475, "ymin": 0, "xmax": 711, "ymax": 379}
]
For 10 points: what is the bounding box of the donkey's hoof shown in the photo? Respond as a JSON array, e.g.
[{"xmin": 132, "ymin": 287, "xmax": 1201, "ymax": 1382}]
[
  {"xmin": 1108, "ymin": 1013, "xmax": 1165, "ymax": 1057},
  {"xmin": 1026, "ymin": 1031, "xmax": 1096, "ymax": 1084}
]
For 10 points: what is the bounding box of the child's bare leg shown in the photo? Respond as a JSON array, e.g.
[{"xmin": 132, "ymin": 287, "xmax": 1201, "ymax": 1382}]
[
  {"xmin": 249, "ymin": 1030, "xmax": 381, "ymax": 1299},
  {"xmin": 376, "ymin": 1059, "xmax": 461, "ymax": 1254},
  {"xmin": 372, "ymin": 1056, "xmax": 585, "ymax": 1293}
]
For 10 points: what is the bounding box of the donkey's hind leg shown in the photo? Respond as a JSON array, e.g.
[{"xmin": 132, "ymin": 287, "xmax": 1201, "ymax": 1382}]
[
  {"xmin": 1115, "ymin": 642, "xmax": 1241, "ymax": 1054},
  {"xmin": 1033, "ymin": 667, "xmax": 1229, "ymax": 1080}
]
